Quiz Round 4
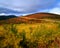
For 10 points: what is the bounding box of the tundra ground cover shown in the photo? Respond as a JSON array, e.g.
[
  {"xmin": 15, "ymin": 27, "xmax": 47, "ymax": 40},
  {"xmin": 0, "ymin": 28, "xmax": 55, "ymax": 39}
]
[{"xmin": 0, "ymin": 22, "xmax": 60, "ymax": 48}]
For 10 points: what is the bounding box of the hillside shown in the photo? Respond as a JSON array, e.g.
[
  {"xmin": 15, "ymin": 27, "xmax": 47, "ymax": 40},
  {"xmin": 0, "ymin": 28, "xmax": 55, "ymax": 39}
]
[
  {"xmin": 0, "ymin": 15, "xmax": 17, "ymax": 20},
  {"xmin": 24, "ymin": 13, "xmax": 60, "ymax": 19},
  {"xmin": 0, "ymin": 13, "xmax": 60, "ymax": 24}
]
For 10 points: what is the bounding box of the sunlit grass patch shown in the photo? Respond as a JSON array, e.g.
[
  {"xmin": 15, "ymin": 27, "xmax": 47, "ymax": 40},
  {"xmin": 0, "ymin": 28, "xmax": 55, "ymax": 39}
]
[{"xmin": 0, "ymin": 22, "xmax": 60, "ymax": 48}]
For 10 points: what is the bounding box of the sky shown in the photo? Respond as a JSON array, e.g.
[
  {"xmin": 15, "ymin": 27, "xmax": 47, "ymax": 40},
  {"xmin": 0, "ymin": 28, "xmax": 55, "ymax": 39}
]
[{"xmin": 0, "ymin": 0, "xmax": 60, "ymax": 16}]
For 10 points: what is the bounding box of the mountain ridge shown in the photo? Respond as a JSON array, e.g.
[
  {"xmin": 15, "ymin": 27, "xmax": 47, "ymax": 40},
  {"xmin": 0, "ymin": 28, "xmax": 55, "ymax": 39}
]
[{"xmin": 0, "ymin": 15, "xmax": 17, "ymax": 20}]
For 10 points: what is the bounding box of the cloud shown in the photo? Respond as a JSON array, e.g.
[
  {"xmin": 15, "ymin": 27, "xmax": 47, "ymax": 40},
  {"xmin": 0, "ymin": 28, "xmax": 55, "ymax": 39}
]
[
  {"xmin": 0, "ymin": 0, "xmax": 58, "ymax": 13},
  {"xmin": 48, "ymin": 2, "xmax": 60, "ymax": 15},
  {"xmin": 0, "ymin": 13, "xmax": 22, "ymax": 16},
  {"xmin": 0, "ymin": 13, "xmax": 13, "ymax": 16},
  {"xmin": 0, "ymin": 13, "xmax": 7, "ymax": 15},
  {"xmin": 48, "ymin": 7, "xmax": 60, "ymax": 15}
]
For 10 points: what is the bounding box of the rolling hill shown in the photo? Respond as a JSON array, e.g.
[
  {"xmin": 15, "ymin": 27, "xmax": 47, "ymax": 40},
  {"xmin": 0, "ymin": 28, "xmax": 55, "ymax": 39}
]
[
  {"xmin": 0, "ymin": 13, "xmax": 60, "ymax": 24},
  {"xmin": 24, "ymin": 12, "xmax": 60, "ymax": 19}
]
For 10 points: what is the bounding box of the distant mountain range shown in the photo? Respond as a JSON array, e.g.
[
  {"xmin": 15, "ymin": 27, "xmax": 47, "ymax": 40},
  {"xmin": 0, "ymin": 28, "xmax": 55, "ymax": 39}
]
[
  {"xmin": 0, "ymin": 13, "xmax": 60, "ymax": 24},
  {"xmin": 0, "ymin": 15, "xmax": 17, "ymax": 20}
]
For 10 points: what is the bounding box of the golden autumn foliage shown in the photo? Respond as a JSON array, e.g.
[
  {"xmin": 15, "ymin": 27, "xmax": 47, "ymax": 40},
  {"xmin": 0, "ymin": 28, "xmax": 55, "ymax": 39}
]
[{"xmin": 0, "ymin": 22, "xmax": 60, "ymax": 48}]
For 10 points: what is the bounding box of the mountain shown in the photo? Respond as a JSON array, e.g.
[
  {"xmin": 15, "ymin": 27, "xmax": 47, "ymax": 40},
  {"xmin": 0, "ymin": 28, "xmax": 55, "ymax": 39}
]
[
  {"xmin": 0, "ymin": 13, "xmax": 60, "ymax": 24},
  {"xmin": 0, "ymin": 15, "xmax": 17, "ymax": 20}
]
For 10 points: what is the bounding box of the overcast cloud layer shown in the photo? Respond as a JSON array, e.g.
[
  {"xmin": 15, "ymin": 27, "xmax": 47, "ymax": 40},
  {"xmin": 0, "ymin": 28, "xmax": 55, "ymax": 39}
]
[{"xmin": 0, "ymin": 0, "xmax": 60, "ymax": 15}]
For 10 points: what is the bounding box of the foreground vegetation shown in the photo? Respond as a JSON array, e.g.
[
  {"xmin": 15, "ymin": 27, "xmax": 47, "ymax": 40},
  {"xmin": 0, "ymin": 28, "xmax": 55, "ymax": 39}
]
[{"xmin": 0, "ymin": 22, "xmax": 60, "ymax": 48}]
